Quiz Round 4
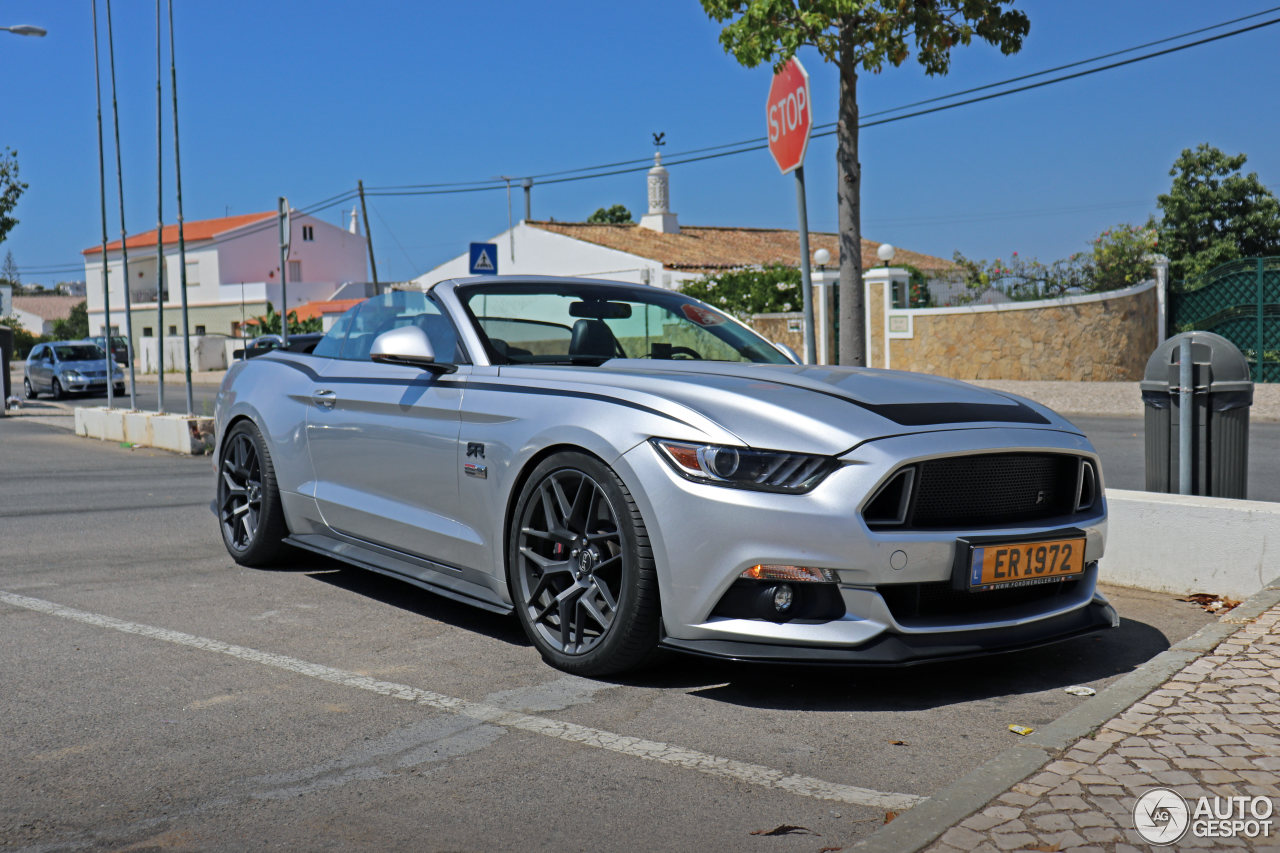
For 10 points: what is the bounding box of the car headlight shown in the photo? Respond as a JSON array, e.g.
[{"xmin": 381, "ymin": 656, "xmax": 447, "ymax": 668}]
[
  {"xmin": 650, "ymin": 438, "xmax": 838, "ymax": 493},
  {"xmin": 63, "ymin": 370, "xmax": 82, "ymax": 380}
]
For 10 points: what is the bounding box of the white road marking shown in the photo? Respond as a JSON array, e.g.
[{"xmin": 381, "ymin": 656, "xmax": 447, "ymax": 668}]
[{"xmin": 1, "ymin": 590, "xmax": 924, "ymax": 812}]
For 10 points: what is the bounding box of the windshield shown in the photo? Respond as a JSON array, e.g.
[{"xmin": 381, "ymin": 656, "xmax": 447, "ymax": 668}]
[
  {"xmin": 54, "ymin": 344, "xmax": 106, "ymax": 362},
  {"xmin": 456, "ymin": 282, "xmax": 791, "ymax": 366}
]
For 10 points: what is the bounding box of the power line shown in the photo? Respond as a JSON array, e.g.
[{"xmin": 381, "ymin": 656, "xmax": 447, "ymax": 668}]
[{"xmin": 365, "ymin": 8, "xmax": 1280, "ymax": 191}]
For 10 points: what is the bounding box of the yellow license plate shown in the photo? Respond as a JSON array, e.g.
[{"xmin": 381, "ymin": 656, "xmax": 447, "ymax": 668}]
[{"xmin": 968, "ymin": 537, "xmax": 1085, "ymax": 590}]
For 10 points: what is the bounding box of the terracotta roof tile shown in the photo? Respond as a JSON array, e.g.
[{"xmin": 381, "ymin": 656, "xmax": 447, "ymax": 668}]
[
  {"xmin": 11, "ymin": 294, "xmax": 83, "ymax": 321},
  {"xmin": 292, "ymin": 298, "xmax": 363, "ymax": 322},
  {"xmin": 528, "ymin": 221, "xmax": 953, "ymax": 274},
  {"xmin": 83, "ymin": 211, "xmax": 276, "ymax": 255}
]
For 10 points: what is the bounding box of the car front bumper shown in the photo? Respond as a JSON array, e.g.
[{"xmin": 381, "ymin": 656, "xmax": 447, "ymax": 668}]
[{"xmin": 617, "ymin": 426, "xmax": 1111, "ymax": 663}]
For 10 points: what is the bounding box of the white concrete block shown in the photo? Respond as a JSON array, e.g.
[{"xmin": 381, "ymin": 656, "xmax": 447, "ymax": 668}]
[
  {"xmin": 123, "ymin": 412, "xmax": 153, "ymax": 446},
  {"xmin": 100, "ymin": 409, "xmax": 126, "ymax": 442},
  {"xmin": 150, "ymin": 414, "xmax": 214, "ymax": 455},
  {"xmin": 1100, "ymin": 488, "xmax": 1280, "ymax": 600}
]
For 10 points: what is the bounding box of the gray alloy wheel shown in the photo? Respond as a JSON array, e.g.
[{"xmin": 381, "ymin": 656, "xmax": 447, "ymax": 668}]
[
  {"xmin": 508, "ymin": 451, "xmax": 660, "ymax": 676},
  {"xmin": 216, "ymin": 421, "xmax": 290, "ymax": 567},
  {"xmin": 50, "ymin": 378, "xmax": 64, "ymax": 400},
  {"xmin": 23, "ymin": 378, "xmax": 35, "ymax": 399}
]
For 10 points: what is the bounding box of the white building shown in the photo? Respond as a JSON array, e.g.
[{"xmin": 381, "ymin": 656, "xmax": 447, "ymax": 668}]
[
  {"xmin": 414, "ymin": 152, "xmax": 951, "ymax": 289},
  {"xmin": 83, "ymin": 209, "xmax": 368, "ymax": 344}
]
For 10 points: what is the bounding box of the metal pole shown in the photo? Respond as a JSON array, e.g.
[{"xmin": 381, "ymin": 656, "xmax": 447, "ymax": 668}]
[
  {"xmin": 523, "ymin": 178, "xmax": 532, "ymax": 222},
  {"xmin": 105, "ymin": 0, "xmax": 136, "ymax": 409},
  {"xmin": 794, "ymin": 165, "xmax": 816, "ymax": 365},
  {"xmin": 500, "ymin": 176, "xmax": 514, "ymax": 262},
  {"xmin": 278, "ymin": 196, "xmax": 289, "ymax": 347},
  {"xmin": 1178, "ymin": 335, "xmax": 1193, "ymax": 495},
  {"xmin": 168, "ymin": 0, "xmax": 192, "ymax": 415},
  {"xmin": 154, "ymin": 0, "xmax": 164, "ymax": 412},
  {"xmin": 91, "ymin": 0, "xmax": 113, "ymax": 411},
  {"xmin": 357, "ymin": 181, "xmax": 377, "ymax": 290}
]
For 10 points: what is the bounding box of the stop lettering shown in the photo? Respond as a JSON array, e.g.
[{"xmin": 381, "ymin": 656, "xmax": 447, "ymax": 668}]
[{"xmin": 766, "ymin": 57, "xmax": 812, "ymax": 174}]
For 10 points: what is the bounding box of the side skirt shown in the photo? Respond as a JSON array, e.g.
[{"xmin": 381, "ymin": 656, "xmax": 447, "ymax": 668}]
[{"xmin": 284, "ymin": 533, "xmax": 514, "ymax": 616}]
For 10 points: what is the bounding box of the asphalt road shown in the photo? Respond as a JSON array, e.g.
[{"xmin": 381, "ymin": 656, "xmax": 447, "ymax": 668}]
[
  {"xmin": 1070, "ymin": 415, "xmax": 1280, "ymax": 502},
  {"xmin": 0, "ymin": 417, "xmax": 1216, "ymax": 851}
]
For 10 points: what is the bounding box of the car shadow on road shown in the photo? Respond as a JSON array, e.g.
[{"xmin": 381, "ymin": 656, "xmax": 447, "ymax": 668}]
[
  {"xmin": 299, "ymin": 558, "xmax": 531, "ymax": 648},
  {"xmin": 630, "ymin": 616, "xmax": 1172, "ymax": 712}
]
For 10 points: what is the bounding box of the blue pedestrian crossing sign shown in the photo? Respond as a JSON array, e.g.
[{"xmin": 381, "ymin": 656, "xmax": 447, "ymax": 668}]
[{"xmin": 469, "ymin": 243, "xmax": 499, "ymax": 275}]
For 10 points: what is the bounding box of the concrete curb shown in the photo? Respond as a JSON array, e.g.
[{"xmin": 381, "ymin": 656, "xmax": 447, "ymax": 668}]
[
  {"xmin": 852, "ymin": 576, "xmax": 1280, "ymax": 853},
  {"xmin": 74, "ymin": 406, "xmax": 214, "ymax": 455}
]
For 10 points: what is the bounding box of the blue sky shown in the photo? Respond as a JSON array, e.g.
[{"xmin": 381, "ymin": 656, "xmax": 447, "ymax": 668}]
[{"xmin": 2, "ymin": 1, "xmax": 1279, "ymax": 287}]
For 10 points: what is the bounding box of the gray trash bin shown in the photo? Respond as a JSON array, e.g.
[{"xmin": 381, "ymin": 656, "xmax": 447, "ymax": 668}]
[
  {"xmin": 0, "ymin": 325, "xmax": 12, "ymax": 416},
  {"xmin": 1141, "ymin": 331, "xmax": 1253, "ymax": 498}
]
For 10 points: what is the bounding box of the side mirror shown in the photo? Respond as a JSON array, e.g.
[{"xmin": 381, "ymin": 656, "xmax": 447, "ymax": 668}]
[
  {"xmin": 370, "ymin": 325, "xmax": 457, "ymax": 374},
  {"xmin": 232, "ymin": 348, "xmax": 245, "ymax": 360}
]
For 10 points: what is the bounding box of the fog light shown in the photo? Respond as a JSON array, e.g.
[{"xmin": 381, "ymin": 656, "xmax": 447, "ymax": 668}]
[{"xmin": 772, "ymin": 584, "xmax": 794, "ymax": 613}]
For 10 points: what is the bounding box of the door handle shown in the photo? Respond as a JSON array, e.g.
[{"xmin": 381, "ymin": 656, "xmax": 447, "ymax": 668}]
[{"xmin": 312, "ymin": 389, "xmax": 337, "ymax": 409}]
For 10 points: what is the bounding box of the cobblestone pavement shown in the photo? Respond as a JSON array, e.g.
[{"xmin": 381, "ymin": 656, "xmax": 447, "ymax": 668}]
[{"xmin": 928, "ymin": 603, "xmax": 1280, "ymax": 852}]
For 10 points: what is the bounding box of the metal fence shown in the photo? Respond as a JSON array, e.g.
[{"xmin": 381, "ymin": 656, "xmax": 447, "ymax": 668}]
[{"xmin": 1171, "ymin": 257, "xmax": 1280, "ymax": 382}]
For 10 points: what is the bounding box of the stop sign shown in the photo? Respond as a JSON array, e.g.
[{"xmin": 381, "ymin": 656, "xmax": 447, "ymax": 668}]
[{"xmin": 766, "ymin": 57, "xmax": 812, "ymax": 174}]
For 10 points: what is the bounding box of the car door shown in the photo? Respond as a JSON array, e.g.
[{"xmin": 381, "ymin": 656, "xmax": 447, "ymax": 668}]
[
  {"xmin": 26, "ymin": 345, "xmax": 46, "ymax": 391},
  {"xmin": 305, "ymin": 291, "xmax": 474, "ymax": 569},
  {"xmin": 32, "ymin": 346, "xmax": 53, "ymax": 391}
]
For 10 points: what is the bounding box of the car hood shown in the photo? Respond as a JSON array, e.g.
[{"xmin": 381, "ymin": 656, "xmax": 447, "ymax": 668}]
[{"xmin": 498, "ymin": 360, "xmax": 1080, "ymax": 455}]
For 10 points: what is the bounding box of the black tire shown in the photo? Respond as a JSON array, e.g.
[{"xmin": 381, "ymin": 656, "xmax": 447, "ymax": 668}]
[
  {"xmin": 507, "ymin": 451, "xmax": 660, "ymax": 676},
  {"xmin": 23, "ymin": 378, "xmax": 36, "ymax": 400},
  {"xmin": 50, "ymin": 378, "xmax": 64, "ymax": 400},
  {"xmin": 216, "ymin": 420, "xmax": 291, "ymax": 567}
]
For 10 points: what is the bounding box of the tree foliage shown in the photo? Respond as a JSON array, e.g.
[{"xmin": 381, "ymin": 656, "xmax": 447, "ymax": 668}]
[
  {"xmin": 51, "ymin": 300, "xmax": 89, "ymax": 340},
  {"xmin": 699, "ymin": 0, "xmax": 1029, "ymax": 364},
  {"xmin": 0, "ymin": 314, "xmax": 47, "ymax": 358},
  {"xmin": 249, "ymin": 302, "xmax": 322, "ymax": 335},
  {"xmin": 951, "ymin": 223, "xmax": 1158, "ymax": 302},
  {"xmin": 679, "ymin": 265, "xmax": 803, "ymax": 319},
  {"xmin": 587, "ymin": 204, "xmax": 634, "ymax": 224},
  {"xmin": 0, "ymin": 148, "xmax": 27, "ymax": 246},
  {"xmin": 1157, "ymin": 144, "xmax": 1280, "ymax": 284},
  {"xmin": 1, "ymin": 250, "xmax": 19, "ymax": 287}
]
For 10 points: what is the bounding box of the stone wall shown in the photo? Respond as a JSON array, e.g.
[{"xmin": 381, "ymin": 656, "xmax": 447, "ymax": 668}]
[
  {"xmin": 875, "ymin": 281, "xmax": 1159, "ymax": 381},
  {"xmin": 748, "ymin": 278, "xmax": 1161, "ymax": 381}
]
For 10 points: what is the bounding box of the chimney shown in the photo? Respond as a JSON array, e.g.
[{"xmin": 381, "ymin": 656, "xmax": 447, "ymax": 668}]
[
  {"xmin": 349, "ymin": 205, "xmax": 360, "ymax": 235},
  {"xmin": 639, "ymin": 152, "xmax": 679, "ymax": 234}
]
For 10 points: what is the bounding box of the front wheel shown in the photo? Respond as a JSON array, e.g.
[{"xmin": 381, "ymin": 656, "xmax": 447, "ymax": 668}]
[
  {"xmin": 23, "ymin": 378, "xmax": 36, "ymax": 399},
  {"xmin": 508, "ymin": 452, "xmax": 660, "ymax": 676},
  {"xmin": 50, "ymin": 378, "xmax": 64, "ymax": 400},
  {"xmin": 216, "ymin": 421, "xmax": 290, "ymax": 567}
]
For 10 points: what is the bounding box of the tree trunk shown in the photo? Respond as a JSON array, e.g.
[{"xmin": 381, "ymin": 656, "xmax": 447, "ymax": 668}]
[{"xmin": 837, "ymin": 25, "xmax": 864, "ymax": 366}]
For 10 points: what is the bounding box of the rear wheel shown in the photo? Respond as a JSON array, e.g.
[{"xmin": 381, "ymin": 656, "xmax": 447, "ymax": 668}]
[
  {"xmin": 508, "ymin": 452, "xmax": 660, "ymax": 676},
  {"xmin": 217, "ymin": 421, "xmax": 290, "ymax": 567},
  {"xmin": 50, "ymin": 378, "xmax": 64, "ymax": 400}
]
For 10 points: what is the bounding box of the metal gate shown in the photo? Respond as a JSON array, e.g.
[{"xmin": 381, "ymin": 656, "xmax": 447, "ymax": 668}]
[{"xmin": 1171, "ymin": 257, "xmax": 1280, "ymax": 382}]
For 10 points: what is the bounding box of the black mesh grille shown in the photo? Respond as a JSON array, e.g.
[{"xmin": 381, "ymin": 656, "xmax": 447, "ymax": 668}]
[
  {"xmin": 868, "ymin": 453, "xmax": 1084, "ymax": 530},
  {"xmin": 878, "ymin": 579, "xmax": 1081, "ymax": 623}
]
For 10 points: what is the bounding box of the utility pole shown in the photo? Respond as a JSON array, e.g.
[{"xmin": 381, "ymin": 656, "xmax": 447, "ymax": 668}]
[
  {"xmin": 105, "ymin": 0, "xmax": 137, "ymax": 409},
  {"xmin": 357, "ymin": 180, "xmax": 378, "ymax": 290},
  {"xmin": 168, "ymin": 0, "xmax": 193, "ymax": 415},
  {"xmin": 499, "ymin": 176, "xmax": 514, "ymax": 262},
  {"xmin": 278, "ymin": 196, "xmax": 289, "ymax": 347},
  {"xmin": 91, "ymin": 0, "xmax": 113, "ymax": 411},
  {"xmin": 154, "ymin": 0, "xmax": 164, "ymax": 412}
]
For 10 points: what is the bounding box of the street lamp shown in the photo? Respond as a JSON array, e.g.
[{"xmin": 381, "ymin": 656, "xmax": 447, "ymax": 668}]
[
  {"xmin": 813, "ymin": 248, "xmax": 830, "ymax": 271},
  {"xmin": 877, "ymin": 243, "xmax": 896, "ymax": 267},
  {"xmin": 1, "ymin": 25, "xmax": 47, "ymax": 36}
]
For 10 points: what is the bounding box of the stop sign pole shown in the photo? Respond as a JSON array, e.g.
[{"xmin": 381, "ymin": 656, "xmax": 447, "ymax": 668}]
[{"xmin": 766, "ymin": 56, "xmax": 816, "ymax": 365}]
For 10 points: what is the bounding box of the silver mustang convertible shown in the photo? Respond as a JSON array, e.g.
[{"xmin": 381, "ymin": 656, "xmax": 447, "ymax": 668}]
[{"xmin": 214, "ymin": 275, "xmax": 1116, "ymax": 675}]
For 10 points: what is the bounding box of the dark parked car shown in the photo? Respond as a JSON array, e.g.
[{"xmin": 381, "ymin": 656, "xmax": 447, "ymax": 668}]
[
  {"xmin": 234, "ymin": 333, "xmax": 325, "ymax": 360},
  {"xmin": 86, "ymin": 335, "xmax": 132, "ymax": 367}
]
